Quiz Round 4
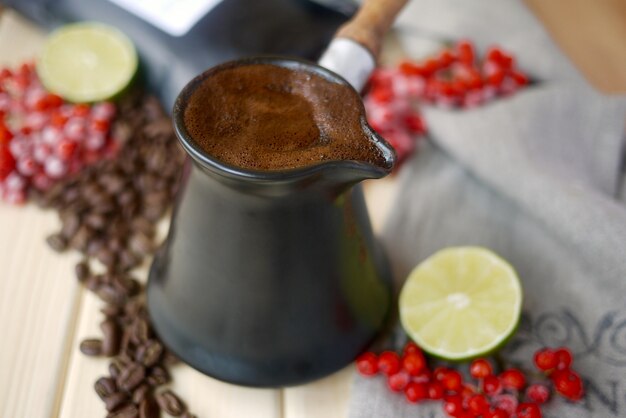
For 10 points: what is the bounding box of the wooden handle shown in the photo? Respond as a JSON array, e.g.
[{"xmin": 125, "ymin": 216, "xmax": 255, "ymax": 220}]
[{"xmin": 335, "ymin": 0, "xmax": 409, "ymax": 59}]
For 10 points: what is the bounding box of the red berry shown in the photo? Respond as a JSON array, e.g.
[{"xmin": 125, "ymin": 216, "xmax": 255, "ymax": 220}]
[
  {"xmin": 486, "ymin": 410, "xmax": 510, "ymax": 418},
  {"xmin": 388, "ymin": 370, "xmax": 410, "ymax": 392},
  {"xmin": 428, "ymin": 381, "xmax": 445, "ymax": 399},
  {"xmin": 491, "ymin": 394, "xmax": 518, "ymax": 415},
  {"xmin": 534, "ymin": 348, "xmax": 558, "ymax": 371},
  {"xmin": 468, "ymin": 394, "xmax": 490, "ymax": 415},
  {"xmin": 412, "ymin": 369, "xmax": 432, "ymax": 383},
  {"xmin": 423, "ymin": 58, "xmax": 440, "ymax": 77},
  {"xmin": 483, "ymin": 375, "xmax": 502, "ymax": 396},
  {"xmin": 552, "ymin": 369, "xmax": 584, "ymax": 400},
  {"xmin": 404, "ymin": 113, "xmax": 426, "ymax": 135},
  {"xmin": 50, "ymin": 112, "xmax": 69, "ymax": 127},
  {"xmin": 433, "ymin": 367, "xmax": 449, "ymax": 382},
  {"xmin": 443, "ymin": 394, "xmax": 464, "ymax": 417},
  {"xmin": 0, "ymin": 124, "xmax": 13, "ymax": 145},
  {"xmin": 437, "ymin": 49, "xmax": 456, "ymax": 68},
  {"xmin": 517, "ymin": 402, "xmax": 542, "ymax": 418},
  {"xmin": 45, "ymin": 93, "xmax": 63, "ymax": 109},
  {"xmin": 554, "ymin": 347, "xmax": 573, "ymax": 370},
  {"xmin": 403, "ymin": 341, "xmax": 421, "ymax": 356},
  {"xmin": 371, "ymin": 86, "xmax": 394, "ymax": 103},
  {"xmin": 442, "ymin": 370, "xmax": 463, "ymax": 392},
  {"xmin": 456, "ymin": 40, "xmax": 475, "ymax": 65},
  {"xmin": 498, "ymin": 51, "xmax": 514, "ymax": 69},
  {"xmin": 404, "ymin": 382, "xmax": 428, "ymax": 403},
  {"xmin": 399, "ymin": 61, "xmax": 427, "ymax": 77},
  {"xmin": 73, "ymin": 103, "xmax": 90, "ymax": 117},
  {"xmin": 57, "ymin": 139, "xmax": 77, "ymax": 160},
  {"xmin": 499, "ymin": 368, "xmax": 526, "ymax": 390},
  {"xmin": 486, "ymin": 47, "xmax": 504, "ymax": 64},
  {"xmin": 510, "ymin": 71, "xmax": 529, "ymax": 86},
  {"xmin": 378, "ymin": 351, "xmax": 401, "ymax": 376},
  {"xmin": 470, "ymin": 358, "xmax": 493, "ymax": 379},
  {"xmin": 0, "ymin": 145, "xmax": 16, "ymax": 180},
  {"xmin": 526, "ymin": 384, "xmax": 550, "ymax": 404},
  {"xmin": 402, "ymin": 352, "xmax": 427, "ymax": 376},
  {"xmin": 90, "ymin": 118, "xmax": 110, "ymax": 132},
  {"xmin": 355, "ymin": 352, "xmax": 378, "ymax": 376},
  {"xmin": 460, "ymin": 384, "xmax": 476, "ymax": 400}
]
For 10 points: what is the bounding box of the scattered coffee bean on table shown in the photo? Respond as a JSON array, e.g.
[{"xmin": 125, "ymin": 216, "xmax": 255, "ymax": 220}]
[{"xmin": 36, "ymin": 90, "xmax": 195, "ymax": 417}]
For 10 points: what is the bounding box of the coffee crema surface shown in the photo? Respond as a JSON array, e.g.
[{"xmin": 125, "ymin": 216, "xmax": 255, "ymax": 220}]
[{"xmin": 183, "ymin": 63, "xmax": 385, "ymax": 171}]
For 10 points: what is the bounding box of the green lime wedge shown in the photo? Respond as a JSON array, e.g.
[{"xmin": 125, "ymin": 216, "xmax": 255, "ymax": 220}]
[
  {"xmin": 399, "ymin": 247, "xmax": 522, "ymax": 361},
  {"xmin": 37, "ymin": 22, "xmax": 137, "ymax": 103}
]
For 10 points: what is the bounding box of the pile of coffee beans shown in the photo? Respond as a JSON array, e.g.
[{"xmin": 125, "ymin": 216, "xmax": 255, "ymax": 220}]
[{"xmin": 35, "ymin": 90, "xmax": 193, "ymax": 418}]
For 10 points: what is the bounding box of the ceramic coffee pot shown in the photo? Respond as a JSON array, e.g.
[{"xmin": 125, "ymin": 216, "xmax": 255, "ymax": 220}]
[{"xmin": 148, "ymin": 0, "xmax": 408, "ymax": 387}]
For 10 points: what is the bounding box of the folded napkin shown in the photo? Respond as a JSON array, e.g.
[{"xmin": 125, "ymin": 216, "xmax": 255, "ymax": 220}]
[{"xmin": 349, "ymin": 1, "xmax": 626, "ymax": 417}]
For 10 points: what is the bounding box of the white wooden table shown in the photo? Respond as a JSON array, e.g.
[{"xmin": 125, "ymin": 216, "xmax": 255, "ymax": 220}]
[
  {"xmin": 0, "ymin": 9, "xmax": 400, "ymax": 417},
  {"xmin": 2, "ymin": 2, "xmax": 623, "ymax": 416}
]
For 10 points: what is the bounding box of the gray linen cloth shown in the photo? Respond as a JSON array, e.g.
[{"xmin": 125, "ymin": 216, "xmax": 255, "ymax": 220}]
[{"xmin": 349, "ymin": 1, "xmax": 626, "ymax": 417}]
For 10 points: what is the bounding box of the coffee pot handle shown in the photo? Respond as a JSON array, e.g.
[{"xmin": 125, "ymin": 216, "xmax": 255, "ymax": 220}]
[
  {"xmin": 318, "ymin": 0, "xmax": 409, "ymax": 91},
  {"xmin": 336, "ymin": 0, "xmax": 409, "ymax": 59}
]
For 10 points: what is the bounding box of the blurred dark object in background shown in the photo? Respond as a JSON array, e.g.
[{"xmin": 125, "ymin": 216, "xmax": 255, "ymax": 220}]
[{"xmin": 7, "ymin": 0, "xmax": 353, "ymax": 107}]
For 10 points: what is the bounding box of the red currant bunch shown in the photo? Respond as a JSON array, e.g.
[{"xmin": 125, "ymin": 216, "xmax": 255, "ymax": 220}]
[
  {"xmin": 356, "ymin": 342, "xmax": 584, "ymax": 418},
  {"xmin": 0, "ymin": 61, "xmax": 118, "ymax": 204},
  {"xmin": 363, "ymin": 39, "xmax": 530, "ymax": 167}
]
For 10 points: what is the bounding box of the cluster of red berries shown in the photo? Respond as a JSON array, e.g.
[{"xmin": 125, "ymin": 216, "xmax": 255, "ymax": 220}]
[
  {"xmin": 0, "ymin": 62, "xmax": 118, "ymax": 204},
  {"xmin": 363, "ymin": 40, "xmax": 529, "ymax": 165},
  {"xmin": 356, "ymin": 342, "xmax": 584, "ymax": 418}
]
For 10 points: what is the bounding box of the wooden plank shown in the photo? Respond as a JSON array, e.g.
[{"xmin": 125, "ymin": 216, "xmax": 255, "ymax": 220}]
[
  {"xmin": 0, "ymin": 11, "xmax": 84, "ymax": 418},
  {"xmin": 283, "ymin": 368, "xmax": 353, "ymax": 418},
  {"xmin": 0, "ymin": 204, "xmax": 84, "ymax": 418},
  {"xmin": 524, "ymin": 0, "xmax": 626, "ymax": 93}
]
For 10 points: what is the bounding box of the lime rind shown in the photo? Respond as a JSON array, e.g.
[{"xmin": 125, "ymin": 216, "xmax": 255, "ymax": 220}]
[
  {"xmin": 37, "ymin": 22, "xmax": 138, "ymax": 103},
  {"xmin": 399, "ymin": 246, "xmax": 522, "ymax": 361}
]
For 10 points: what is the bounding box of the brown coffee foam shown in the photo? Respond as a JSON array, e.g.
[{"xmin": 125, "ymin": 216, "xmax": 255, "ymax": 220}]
[{"xmin": 183, "ymin": 63, "xmax": 385, "ymax": 171}]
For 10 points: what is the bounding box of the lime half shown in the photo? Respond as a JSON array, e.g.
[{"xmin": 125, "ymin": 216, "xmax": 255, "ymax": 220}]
[
  {"xmin": 399, "ymin": 247, "xmax": 522, "ymax": 360},
  {"xmin": 37, "ymin": 22, "xmax": 137, "ymax": 103}
]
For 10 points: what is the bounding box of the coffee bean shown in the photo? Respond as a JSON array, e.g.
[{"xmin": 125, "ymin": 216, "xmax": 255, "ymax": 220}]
[
  {"xmin": 112, "ymin": 275, "xmax": 140, "ymax": 297},
  {"xmin": 101, "ymin": 319, "xmax": 122, "ymax": 356},
  {"xmin": 86, "ymin": 238, "xmax": 106, "ymax": 257},
  {"xmin": 117, "ymin": 362, "xmax": 145, "ymax": 392},
  {"xmin": 118, "ymin": 250, "xmax": 141, "ymax": 271},
  {"xmin": 80, "ymin": 338, "xmax": 103, "ymax": 356},
  {"xmin": 101, "ymin": 173, "xmax": 126, "ymax": 194},
  {"xmin": 102, "ymin": 304, "xmax": 123, "ymax": 317},
  {"xmin": 156, "ymin": 390, "xmax": 185, "ymax": 416},
  {"xmin": 146, "ymin": 366, "xmax": 170, "ymax": 386},
  {"xmin": 97, "ymin": 247, "xmax": 117, "ymax": 267},
  {"xmin": 104, "ymin": 392, "xmax": 128, "ymax": 412},
  {"xmin": 94, "ymin": 377, "xmax": 117, "ymax": 400},
  {"xmin": 117, "ymin": 190, "xmax": 137, "ymax": 207},
  {"xmin": 107, "ymin": 402, "xmax": 138, "ymax": 418},
  {"xmin": 98, "ymin": 284, "xmax": 127, "ymax": 306},
  {"xmin": 130, "ymin": 318, "xmax": 149, "ymax": 344},
  {"xmin": 129, "ymin": 232, "xmax": 153, "ymax": 255},
  {"xmin": 136, "ymin": 340, "xmax": 163, "ymax": 367},
  {"xmin": 132, "ymin": 383, "xmax": 151, "ymax": 404},
  {"xmin": 139, "ymin": 396, "xmax": 160, "ymax": 418},
  {"xmin": 74, "ymin": 260, "xmax": 90, "ymax": 282},
  {"xmin": 39, "ymin": 92, "xmax": 188, "ymax": 415},
  {"xmin": 60, "ymin": 213, "xmax": 80, "ymax": 238},
  {"xmin": 84, "ymin": 275, "xmax": 101, "ymax": 292},
  {"xmin": 109, "ymin": 362, "xmax": 122, "ymax": 379},
  {"xmin": 46, "ymin": 233, "xmax": 67, "ymax": 252},
  {"xmin": 163, "ymin": 351, "xmax": 180, "ymax": 366},
  {"xmin": 85, "ymin": 213, "xmax": 107, "ymax": 230},
  {"xmin": 70, "ymin": 225, "xmax": 91, "ymax": 251}
]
